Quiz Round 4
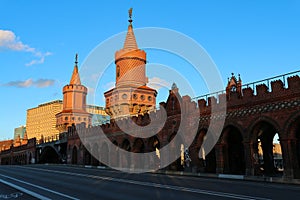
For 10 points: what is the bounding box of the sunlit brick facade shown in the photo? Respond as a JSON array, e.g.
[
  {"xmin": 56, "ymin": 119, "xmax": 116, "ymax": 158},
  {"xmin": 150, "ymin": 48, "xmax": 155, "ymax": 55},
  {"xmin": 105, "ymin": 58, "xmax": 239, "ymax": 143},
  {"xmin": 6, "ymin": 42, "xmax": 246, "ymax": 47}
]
[{"xmin": 104, "ymin": 9, "xmax": 157, "ymax": 119}]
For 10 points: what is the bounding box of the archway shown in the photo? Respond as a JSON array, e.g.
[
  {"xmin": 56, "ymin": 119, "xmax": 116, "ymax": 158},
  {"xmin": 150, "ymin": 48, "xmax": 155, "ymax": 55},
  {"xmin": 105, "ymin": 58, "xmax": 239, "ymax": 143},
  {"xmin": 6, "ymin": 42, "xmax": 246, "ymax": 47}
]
[
  {"xmin": 39, "ymin": 146, "xmax": 60, "ymax": 164},
  {"xmin": 100, "ymin": 142, "xmax": 109, "ymax": 167},
  {"xmin": 91, "ymin": 143, "xmax": 99, "ymax": 166},
  {"xmin": 286, "ymin": 115, "xmax": 300, "ymax": 178},
  {"xmin": 251, "ymin": 120, "xmax": 282, "ymax": 176},
  {"xmin": 146, "ymin": 136, "xmax": 161, "ymax": 170},
  {"xmin": 83, "ymin": 145, "xmax": 92, "ymax": 165},
  {"xmin": 72, "ymin": 146, "xmax": 78, "ymax": 164},
  {"xmin": 133, "ymin": 139, "xmax": 145, "ymax": 169},
  {"xmin": 194, "ymin": 129, "xmax": 216, "ymax": 173},
  {"xmin": 221, "ymin": 126, "xmax": 245, "ymax": 175},
  {"xmin": 168, "ymin": 133, "xmax": 183, "ymax": 171},
  {"xmin": 110, "ymin": 141, "xmax": 119, "ymax": 168},
  {"xmin": 120, "ymin": 139, "xmax": 131, "ymax": 169}
]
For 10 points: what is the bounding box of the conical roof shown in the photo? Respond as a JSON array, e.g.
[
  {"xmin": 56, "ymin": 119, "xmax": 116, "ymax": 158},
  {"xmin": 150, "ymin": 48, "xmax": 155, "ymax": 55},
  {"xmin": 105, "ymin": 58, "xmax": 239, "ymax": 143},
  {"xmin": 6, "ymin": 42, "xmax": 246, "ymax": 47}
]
[
  {"xmin": 70, "ymin": 54, "xmax": 81, "ymax": 85},
  {"xmin": 123, "ymin": 24, "xmax": 138, "ymax": 50}
]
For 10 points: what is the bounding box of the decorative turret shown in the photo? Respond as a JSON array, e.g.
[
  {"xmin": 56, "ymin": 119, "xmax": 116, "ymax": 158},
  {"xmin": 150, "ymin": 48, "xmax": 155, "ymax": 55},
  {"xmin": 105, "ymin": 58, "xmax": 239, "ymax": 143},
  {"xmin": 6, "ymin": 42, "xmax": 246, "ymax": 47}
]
[
  {"xmin": 104, "ymin": 8, "xmax": 157, "ymax": 119},
  {"xmin": 56, "ymin": 54, "xmax": 92, "ymax": 133},
  {"xmin": 226, "ymin": 73, "xmax": 243, "ymax": 99},
  {"xmin": 114, "ymin": 8, "xmax": 148, "ymax": 88}
]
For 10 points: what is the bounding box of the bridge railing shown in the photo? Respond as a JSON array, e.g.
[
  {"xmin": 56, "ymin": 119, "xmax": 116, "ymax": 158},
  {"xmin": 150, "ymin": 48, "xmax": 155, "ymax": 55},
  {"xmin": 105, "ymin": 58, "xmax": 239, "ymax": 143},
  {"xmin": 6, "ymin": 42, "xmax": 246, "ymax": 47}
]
[{"xmin": 192, "ymin": 69, "xmax": 300, "ymax": 102}]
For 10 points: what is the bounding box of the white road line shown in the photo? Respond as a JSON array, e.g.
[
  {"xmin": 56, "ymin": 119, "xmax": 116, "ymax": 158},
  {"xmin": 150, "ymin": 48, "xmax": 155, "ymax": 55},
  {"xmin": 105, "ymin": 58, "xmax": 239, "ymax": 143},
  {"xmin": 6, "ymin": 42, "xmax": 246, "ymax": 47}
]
[
  {"xmin": 0, "ymin": 174, "xmax": 79, "ymax": 200},
  {"xmin": 20, "ymin": 166, "xmax": 271, "ymax": 200},
  {"xmin": 0, "ymin": 178, "xmax": 51, "ymax": 200}
]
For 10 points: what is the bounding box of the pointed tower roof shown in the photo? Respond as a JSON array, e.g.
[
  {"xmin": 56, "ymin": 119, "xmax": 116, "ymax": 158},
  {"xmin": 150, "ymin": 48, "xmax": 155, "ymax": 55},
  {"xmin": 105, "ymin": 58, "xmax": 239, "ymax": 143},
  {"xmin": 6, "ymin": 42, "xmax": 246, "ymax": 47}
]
[
  {"xmin": 123, "ymin": 8, "xmax": 138, "ymax": 50},
  {"xmin": 70, "ymin": 53, "xmax": 81, "ymax": 85}
]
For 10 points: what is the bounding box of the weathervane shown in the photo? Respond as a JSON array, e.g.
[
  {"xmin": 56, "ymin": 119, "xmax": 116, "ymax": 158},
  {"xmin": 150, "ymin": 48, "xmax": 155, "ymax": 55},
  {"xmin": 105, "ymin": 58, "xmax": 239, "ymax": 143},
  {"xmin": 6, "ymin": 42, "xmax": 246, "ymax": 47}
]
[
  {"xmin": 75, "ymin": 53, "xmax": 78, "ymax": 65},
  {"xmin": 128, "ymin": 8, "xmax": 133, "ymax": 24}
]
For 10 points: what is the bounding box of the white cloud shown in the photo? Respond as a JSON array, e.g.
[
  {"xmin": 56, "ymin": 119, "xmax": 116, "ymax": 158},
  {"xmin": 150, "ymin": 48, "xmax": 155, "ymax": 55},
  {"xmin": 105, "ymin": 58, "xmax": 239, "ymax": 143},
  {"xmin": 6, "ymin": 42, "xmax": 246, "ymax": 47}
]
[
  {"xmin": 25, "ymin": 52, "xmax": 52, "ymax": 66},
  {"xmin": 148, "ymin": 77, "xmax": 171, "ymax": 90},
  {"xmin": 3, "ymin": 79, "xmax": 55, "ymax": 88},
  {"xmin": 0, "ymin": 29, "xmax": 52, "ymax": 66},
  {"xmin": 0, "ymin": 30, "xmax": 34, "ymax": 52}
]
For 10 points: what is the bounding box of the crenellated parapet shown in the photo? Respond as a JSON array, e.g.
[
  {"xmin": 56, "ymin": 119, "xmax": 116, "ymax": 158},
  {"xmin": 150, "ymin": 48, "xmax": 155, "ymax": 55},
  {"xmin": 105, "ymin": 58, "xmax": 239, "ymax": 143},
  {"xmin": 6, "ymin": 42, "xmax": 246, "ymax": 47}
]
[{"xmin": 197, "ymin": 73, "xmax": 300, "ymax": 115}]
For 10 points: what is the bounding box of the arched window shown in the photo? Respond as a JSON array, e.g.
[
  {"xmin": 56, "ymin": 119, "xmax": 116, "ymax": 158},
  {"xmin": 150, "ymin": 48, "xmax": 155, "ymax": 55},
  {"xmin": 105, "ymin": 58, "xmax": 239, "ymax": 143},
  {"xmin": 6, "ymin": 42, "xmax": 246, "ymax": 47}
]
[{"xmin": 116, "ymin": 66, "xmax": 120, "ymax": 78}]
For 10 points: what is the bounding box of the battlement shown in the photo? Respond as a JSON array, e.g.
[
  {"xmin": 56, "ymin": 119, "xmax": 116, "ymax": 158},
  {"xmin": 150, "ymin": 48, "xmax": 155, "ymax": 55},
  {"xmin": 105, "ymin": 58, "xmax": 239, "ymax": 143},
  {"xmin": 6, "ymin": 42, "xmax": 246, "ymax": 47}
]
[
  {"xmin": 196, "ymin": 71, "xmax": 300, "ymax": 112},
  {"xmin": 63, "ymin": 84, "xmax": 88, "ymax": 93}
]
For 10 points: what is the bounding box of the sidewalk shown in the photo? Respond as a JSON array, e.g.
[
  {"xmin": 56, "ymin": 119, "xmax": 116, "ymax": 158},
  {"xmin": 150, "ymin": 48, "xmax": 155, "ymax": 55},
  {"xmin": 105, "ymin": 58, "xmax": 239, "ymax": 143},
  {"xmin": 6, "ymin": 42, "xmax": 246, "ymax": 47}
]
[
  {"xmin": 71, "ymin": 164, "xmax": 300, "ymax": 185},
  {"xmin": 154, "ymin": 169, "xmax": 300, "ymax": 185}
]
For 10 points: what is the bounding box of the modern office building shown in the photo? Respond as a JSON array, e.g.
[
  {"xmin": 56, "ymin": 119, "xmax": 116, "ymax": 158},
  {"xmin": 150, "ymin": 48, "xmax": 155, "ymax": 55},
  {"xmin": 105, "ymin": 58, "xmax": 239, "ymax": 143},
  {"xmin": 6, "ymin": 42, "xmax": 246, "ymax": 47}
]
[{"xmin": 14, "ymin": 125, "xmax": 26, "ymax": 140}]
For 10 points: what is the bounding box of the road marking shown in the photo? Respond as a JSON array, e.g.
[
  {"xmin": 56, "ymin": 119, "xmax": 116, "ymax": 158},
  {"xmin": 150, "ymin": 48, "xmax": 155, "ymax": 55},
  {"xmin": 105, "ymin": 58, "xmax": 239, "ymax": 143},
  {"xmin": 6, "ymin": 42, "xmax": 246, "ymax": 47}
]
[
  {"xmin": 0, "ymin": 174, "xmax": 79, "ymax": 200},
  {"xmin": 0, "ymin": 178, "xmax": 50, "ymax": 200},
  {"xmin": 20, "ymin": 166, "xmax": 271, "ymax": 200}
]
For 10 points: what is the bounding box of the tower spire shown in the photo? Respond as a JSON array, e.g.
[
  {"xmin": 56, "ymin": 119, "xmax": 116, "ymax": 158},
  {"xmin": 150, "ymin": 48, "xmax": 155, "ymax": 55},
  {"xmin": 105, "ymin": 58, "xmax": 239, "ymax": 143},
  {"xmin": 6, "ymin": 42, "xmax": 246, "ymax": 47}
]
[{"xmin": 70, "ymin": 53, "xmax": 81, "ymax": 85}]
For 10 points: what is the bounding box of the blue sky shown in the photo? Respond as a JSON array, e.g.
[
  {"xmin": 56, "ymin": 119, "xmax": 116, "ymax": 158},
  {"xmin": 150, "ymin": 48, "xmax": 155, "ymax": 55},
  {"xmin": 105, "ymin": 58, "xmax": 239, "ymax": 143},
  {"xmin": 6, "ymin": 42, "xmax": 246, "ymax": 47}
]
[{"xmin": 0, "ymin": 0, "xmax": 300, "ymax": 140}]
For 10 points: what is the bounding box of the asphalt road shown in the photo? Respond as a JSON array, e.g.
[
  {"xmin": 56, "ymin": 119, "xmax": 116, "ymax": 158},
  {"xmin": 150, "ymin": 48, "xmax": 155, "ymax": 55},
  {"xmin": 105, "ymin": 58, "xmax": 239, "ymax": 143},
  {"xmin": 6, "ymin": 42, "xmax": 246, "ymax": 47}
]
[{"xmin": 0, "ymin": 165, "xmax": 299, "ymax": 200}]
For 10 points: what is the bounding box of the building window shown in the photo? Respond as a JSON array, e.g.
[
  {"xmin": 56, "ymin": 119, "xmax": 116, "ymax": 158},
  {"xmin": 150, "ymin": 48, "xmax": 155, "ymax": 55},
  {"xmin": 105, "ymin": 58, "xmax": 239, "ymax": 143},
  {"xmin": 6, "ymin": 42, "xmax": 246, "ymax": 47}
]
[
  {"xmin": 148, "ymin": 96, "xmax": 152, "ymax": 101},
  {"xmin": 133, "ymin": 94, "xmax": 137, "ymax": 99},
  {"xmin": 72, "ymin": 117, "xmax": 75, "ymax": 121},
  {"xmin": 122, "ymin": 93, "xmax": 127, "ymax": 99},
  {"xmin": 78, "ymin": 117, "xmax": 81, "ymax": 121},
  {"xmin": 65, "ymin": 117, "xmax": 68, "ymax": 120},
  {"xmin": 140, "ymin": 95, "xmax": 145, "ymax": 101},
  {"xmin": 117, "ymin": 65, "xmax": 120, "ymax": 78}
]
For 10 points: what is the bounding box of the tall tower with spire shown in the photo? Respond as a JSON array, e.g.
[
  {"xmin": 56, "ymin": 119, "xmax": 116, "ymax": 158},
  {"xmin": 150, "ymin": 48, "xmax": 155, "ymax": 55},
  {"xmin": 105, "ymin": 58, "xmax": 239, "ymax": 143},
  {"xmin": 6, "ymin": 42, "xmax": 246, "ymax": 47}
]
[
  {"xmin": 56, "ymin": 54, "xmax": 92, "ymax": 133},
  {"xmin": 104, "ymin": 8, "xmax": 157, "ymax": 119}
]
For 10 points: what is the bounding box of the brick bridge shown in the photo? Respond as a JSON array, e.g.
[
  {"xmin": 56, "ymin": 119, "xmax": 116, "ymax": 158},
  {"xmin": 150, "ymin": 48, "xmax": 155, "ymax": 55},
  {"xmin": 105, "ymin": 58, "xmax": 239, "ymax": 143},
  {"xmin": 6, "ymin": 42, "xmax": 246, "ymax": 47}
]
[{"xmin": 1, "ymin": 70, "xmax": 299, "ymax": 179}]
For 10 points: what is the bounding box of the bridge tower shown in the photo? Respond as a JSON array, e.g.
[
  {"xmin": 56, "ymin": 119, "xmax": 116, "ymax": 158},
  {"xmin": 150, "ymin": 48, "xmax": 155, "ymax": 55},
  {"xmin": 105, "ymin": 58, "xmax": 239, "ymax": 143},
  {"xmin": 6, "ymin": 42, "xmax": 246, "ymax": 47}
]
[
  {"xmin": 56, "ymin": 54, "xmax": 92, "ymax": 133},
  {"xmin": 104, "ymin": 8, "xmax": 157, "ymax": 119}
]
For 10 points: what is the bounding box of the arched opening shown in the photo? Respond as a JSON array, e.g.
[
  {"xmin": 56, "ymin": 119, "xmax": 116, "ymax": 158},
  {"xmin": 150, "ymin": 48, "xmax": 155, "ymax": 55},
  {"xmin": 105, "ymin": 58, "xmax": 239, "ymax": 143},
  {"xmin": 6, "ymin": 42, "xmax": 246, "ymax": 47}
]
[
  {"xmin": 120, "ymin": 139, "xmax": 131, "ymax": 169},
  {"xmin": 148, "ymin": 136, "xmax": 160, "ymax": 169},
  {"xmin": 252, "ymin": 120, "xmax": 282, "ymax": 176},
  {"xmin": 91, "ymin": 143, "xmax": 99, "ymax": 166},
  {"xmin": 194, "ymin": 129, "xmax": 216, "ymax": 173},
  {"xmin": 221, "ymin": 126, "xmax": 245, "ymax": 175},
  {"xmin": 39, "ymin": 146, "xmax": 60, "ymax": 164},
  {"xmin": 205, "ymin": 148, "xmax": 216, "ymax": 173},
  {"xmin": 168, "ymin": 133, "xmax": 183, "ymax": 171},
  {"xmin": 110, "ymin": 141, "xmax": 119, "ymax": 168},
  {"xmin": 133, "ymin": 139, "xmax": 145, "ymax": 169},
  {"xmin": 72, "ymin": 146, "xmax": 78, "ymax": 164},
  {"xmin": 287, "ymin": 115, "xmax": 300, "ymax": 178},
  {"xmin": 190, "ymin": 128, "xmax": 216, "ymax": 173},
  {"xmin": 100, "ymin": 143, "xmax": 109, "ymax": 167},
  {"xmin": 29, "ymin": 152, "xmax": 32, "ymax": 164},
  {"xmin": 84, "ymin": 145, "xmax": 92, "ymax": 165}
]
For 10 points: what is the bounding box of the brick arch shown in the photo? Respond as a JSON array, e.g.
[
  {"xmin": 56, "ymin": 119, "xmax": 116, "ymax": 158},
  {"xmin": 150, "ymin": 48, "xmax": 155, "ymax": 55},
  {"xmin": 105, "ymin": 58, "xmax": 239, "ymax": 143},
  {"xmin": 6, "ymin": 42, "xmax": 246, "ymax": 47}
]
[
  {"xmin": 132, "ymin": 138, "xmax": 145, "ymax": 153},
  {"xmin": 248, "ymin": 116, "xmax": 283, "ymax": 176},
  {"xmin": 98, "ymin": 142, "xmax": 111, "ymax": 165},
  {"xmin": 220, "ymin": 122, "xmax": 244, "ymax": 144},
  {"xmin": 110, "ymin": 140, "xmax": 119, "ymax": 168},
  {"xmin": 71, "ymin": 145, "xmax": 78, "ymax": 164},
  {"xmin": 248, "ymin": 115, "xmax": 282, "ymax": 142},
  {"xmin": 219, "ymin": 124, "xmax": 246, "ymax": 175},
  {"xmin": 91, "ymin": 143, "xmax": 100, "ymax": 166},
  {"xmin": 121, "ymin": 138, "xmax": 131, "ymax": 151},
  {"xmin": 83, "ymin": 143, "xmax": 92, "ymax": 165}
]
